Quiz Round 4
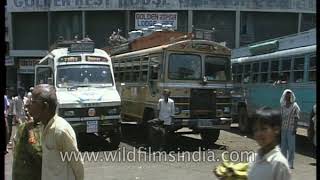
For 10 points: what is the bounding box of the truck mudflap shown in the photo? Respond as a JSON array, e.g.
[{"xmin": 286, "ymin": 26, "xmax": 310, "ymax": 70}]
[{"xmin": 172, "ymin": 118, "xmax": 232, "ymax": 130}]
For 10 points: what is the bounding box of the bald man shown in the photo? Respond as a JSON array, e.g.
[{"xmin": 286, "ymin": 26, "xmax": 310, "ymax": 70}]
[{"xmin": 29, "ymin": 84, "xmax": 84, "ymax": 180}]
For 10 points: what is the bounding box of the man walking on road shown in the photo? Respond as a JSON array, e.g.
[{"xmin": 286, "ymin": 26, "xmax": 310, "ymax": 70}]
[
  {"xmin": 12, "ymin": 105, "xmax": 42, "ymax": 180},
  {"xmin": 30, "ymin": 84, "xmax": 84, "ymax": 180},
  {"xmin": 280, "ymin": 89, "xmax": 300, "ymax": 169},
  {"xmin": 157, "ymin": 89, "xmax": 175, "ymax": 150}
]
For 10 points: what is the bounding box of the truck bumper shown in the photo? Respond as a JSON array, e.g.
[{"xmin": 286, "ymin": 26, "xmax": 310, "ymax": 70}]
[
  {"xmin": 66, "ymin": 119, "xmax": 120, "ymax": 134},
  {"xmin": 172, "ymin": 118, "xmax": 232, "ymax": 130}
]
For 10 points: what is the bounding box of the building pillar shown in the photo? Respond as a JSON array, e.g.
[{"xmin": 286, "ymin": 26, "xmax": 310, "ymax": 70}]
[
  {"xmin": 235, "ymin": 10, "xmax": 240, "ymax": 48},
  {"xmin": 298, "ymin": 13, "xmax": 302, "ymax": 33},
  {"xmin": 125, "ymin": 10, "xmax": 130, "ymax": 38},
  {"xmin": 188, "ymin": 10, "xmax": 193, "ymax": 33},
  {"xmin": 82, "ymin": 11, "xmax": 86, "ymax": 38}
]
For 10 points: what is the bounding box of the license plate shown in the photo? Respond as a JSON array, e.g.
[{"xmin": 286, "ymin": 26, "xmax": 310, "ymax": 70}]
[
  {"xmin": 86, "ymin": 121, "xmax": 98, "ymax": 133},
  {"xmin": 198, "ymin": 119, "xmax": 213, "ymax": 128}
]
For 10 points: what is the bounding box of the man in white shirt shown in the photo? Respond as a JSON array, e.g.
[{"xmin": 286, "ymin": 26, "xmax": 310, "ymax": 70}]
[
  {"xmin": 157, "ymin": 89, "xmax": 175, "ymax": 150},
  {"xmin": 28, "ymin": 84, "xmax": 84, "ymax": 180}
]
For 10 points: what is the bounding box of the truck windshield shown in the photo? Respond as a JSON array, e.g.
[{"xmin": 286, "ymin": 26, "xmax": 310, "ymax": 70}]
[
  {"xmin": 205, "ymin": 56, "xmax": 230, "ymax": 81},
  {"xmin": 56, "ymin": 64, "xmax": 113, "ymax": 88},
  {"xmin": 168, "ymin": 54, "xmax": 201, "ymax": 80}
]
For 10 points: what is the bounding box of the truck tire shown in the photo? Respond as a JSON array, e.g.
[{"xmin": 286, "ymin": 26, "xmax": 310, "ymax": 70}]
[
  {"xmin": 141, "ymin": 110, "xmax": 155, "ymax": 138},
  {"xmin": 109, "ymin": 129, "xmax": 121, "ymax": 149},
  {"xmin": 239, "ymin": 107, "xmax": 249, "ymax": 133},
  {"xmin": 200, "ymin": 130, "xmax": 220, "ymax": 146}
]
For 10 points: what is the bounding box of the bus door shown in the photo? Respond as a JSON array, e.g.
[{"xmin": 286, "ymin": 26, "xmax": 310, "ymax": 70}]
[{"xmin": 35, "ymin": 65, "xmax": 54, "ymax": 86}]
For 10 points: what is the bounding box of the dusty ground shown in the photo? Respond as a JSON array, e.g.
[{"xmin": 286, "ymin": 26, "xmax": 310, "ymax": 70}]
[{"xmin": 5, "ymin": 124, "xmax": 317, "ymax": 180}]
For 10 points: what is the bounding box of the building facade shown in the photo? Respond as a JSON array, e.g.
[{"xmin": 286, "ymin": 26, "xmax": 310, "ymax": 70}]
[{"xmin": 7, "ymin": 0, "xmax": 316, "ymax": 90}]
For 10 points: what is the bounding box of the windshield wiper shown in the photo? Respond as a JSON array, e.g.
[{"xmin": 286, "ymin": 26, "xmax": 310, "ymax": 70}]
[
  {"xmin": 94, "ymin": 84, "xmax": 113, "ymax": 88},
  {"xmin": 67, "ymin": 84, "xmax": 90, "ymax": 90}
]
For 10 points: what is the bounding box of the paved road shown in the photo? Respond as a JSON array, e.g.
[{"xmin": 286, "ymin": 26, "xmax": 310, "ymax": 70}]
[{"xmin": 5, "ymin": 124, "xmax": 317, "ymax": 180}]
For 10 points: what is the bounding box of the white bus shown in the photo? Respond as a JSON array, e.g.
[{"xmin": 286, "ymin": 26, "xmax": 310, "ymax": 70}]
[{"xmin": 34, "ymin": 40, "xmax": 121, "ymax": 147}]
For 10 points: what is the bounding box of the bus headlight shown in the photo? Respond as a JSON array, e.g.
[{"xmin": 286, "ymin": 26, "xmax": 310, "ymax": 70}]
[
  {"xmin": 175, "ymin": 107, "xmax": 181, "ymax": 115},
  {"xmin": 224, "ymin": 107, "xmax": 230, "ymax": 113},
  {"xmin": 108, "ymin": 107, "xmax": 120, "ymax": 115},
  {"xmin": 64, "ymin": 110, "xmax": 75, "ymax": 117}
]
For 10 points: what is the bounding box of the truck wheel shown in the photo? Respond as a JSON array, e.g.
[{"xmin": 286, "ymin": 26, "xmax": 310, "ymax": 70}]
[
  {"xmin": 200, "ymin": 130, "xmax": 220, "ymax": 146},
  {"xmin": 109, "ymin": 129, "xmax": 121, "ymax": 149},
  {"xmin": 141, "ymin": 110, "xmax": 155, "ymax": 138},
  {"xmin": 147, "ymin": 124, "xmax": 159, "ymax": 150},
  {"xmin": 239, "ymin": 107, "xmax": 249, "ymax": 133}
]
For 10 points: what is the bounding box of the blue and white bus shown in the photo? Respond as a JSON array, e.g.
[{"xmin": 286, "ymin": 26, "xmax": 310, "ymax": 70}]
[{"xmin": 231, "ymin": 29, "xmax": 316, "ymax": 133}]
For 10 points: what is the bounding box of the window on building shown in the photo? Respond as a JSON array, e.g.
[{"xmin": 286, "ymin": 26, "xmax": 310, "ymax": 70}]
[
  {"xmin": 240, "ymin": 14, "xmax": 248, "ymax": 35},
  {"xmin": 51, "ymin": 12, "xmax": 82, "ymax": 43}
]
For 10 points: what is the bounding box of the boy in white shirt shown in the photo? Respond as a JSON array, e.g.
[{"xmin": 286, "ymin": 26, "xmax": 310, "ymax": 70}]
[{"xmin": 248, "ymin": 107, "xmax": 291, "ymax": 180}]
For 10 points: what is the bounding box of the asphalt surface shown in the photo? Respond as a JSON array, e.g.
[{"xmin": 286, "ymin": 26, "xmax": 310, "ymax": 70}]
[{"xmin": 5, "ymin": 124, "xmax": 317, "ymax": 180}]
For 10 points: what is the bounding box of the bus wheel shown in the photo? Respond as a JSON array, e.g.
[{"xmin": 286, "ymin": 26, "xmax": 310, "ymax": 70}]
[
  {"xmin": 109, "ymin": 129, "xmax": 121, "ymax": 149},
  {"xmin": 200, "ymin": 130, "xmax": 220, "ymax": 146},
  {"xmin": 239, "ymin": 107, "xmax": 249, "ymax": 133}
]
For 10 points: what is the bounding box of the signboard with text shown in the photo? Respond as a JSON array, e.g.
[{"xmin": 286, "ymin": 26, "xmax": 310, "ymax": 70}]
[
  {"xmin": 19, "ymin": 58, "xmax": 41, "ymax": 74},
  {"xmin": 8, "ymin": 0, "xmax": 315, "ymax": 12},
  {"xmin": 5, "ymin": 56, "xmax": 14, "ymax": 66},
  {"xmin": 135, "ymin": 12, "xmax": 177, "ymax": 30}
]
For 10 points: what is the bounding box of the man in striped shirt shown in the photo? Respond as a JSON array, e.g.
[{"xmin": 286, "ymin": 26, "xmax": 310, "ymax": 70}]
[{"xmin": 280, "ymin": 89, "xmax": 300, "ymax": 169}]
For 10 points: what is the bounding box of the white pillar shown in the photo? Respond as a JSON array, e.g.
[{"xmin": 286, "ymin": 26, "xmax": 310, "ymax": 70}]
[
  {"xmin": 188, "ymin": 10, "xmax": 193, "ymax": 33},
  {"xmin": 235, "ymin": 10, "xmax": 240, "ymax": 48}
]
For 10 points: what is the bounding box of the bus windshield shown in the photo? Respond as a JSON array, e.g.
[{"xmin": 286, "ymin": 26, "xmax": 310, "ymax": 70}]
[
  {"xmin": 205, "ymin": 56, "xmax": 230, "ymax": 81},
  {"xmin": 168, "ymin": 54, "xmax": 201, "ymax": 80},
  {"xmin": 56, "ymin": 64, "xmax": 113, "ymax": 88}
]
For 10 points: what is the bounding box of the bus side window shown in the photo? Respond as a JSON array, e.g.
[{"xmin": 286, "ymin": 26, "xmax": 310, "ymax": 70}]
[
  {"xmin": 270, "ymin": 60, "xmax": 280, "ymax": 83},
  {"xmin": 280, "ymin": 58, "xmax": 291, "ymax": 83},
  {"xmin": 132, "ymin": 58, "xmax": 141, "ymax": 82},
  {"xmin": 293, "ymin": 57, "xmax": 305, "ymax": 83},
  {"xmin": 149, "ymin": 56, "xmax": 160, "ymax": 80},
  {"xmin": 252, "ymin": 62, "xmax": 259, "ymax": 83},
  {"xmin": 260, "ymin": 61, "xmax": 269, "ymax": 83},
  {"xmin": 141, "ymin": 57, "xmax": 149, "ymax": 82},
  {"xmin": 36, "ymin": 67, "xmax": 53, "ymax": 85},
  {"xmin": 308, "ymin": 56, "xmax": 316, "ymax": 81},
  {"xmin": 243, "ymin": 63, "xmax": 251, "ymax": 83}
]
